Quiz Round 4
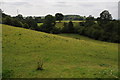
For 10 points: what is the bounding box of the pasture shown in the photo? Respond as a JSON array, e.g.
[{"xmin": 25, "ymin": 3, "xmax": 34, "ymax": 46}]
[
  {"xmin": 2, "ymin": 24, "xmax": 118, "ymax": 78},
  {"xmin": 38, "ymin": 22, "xmax": 80, "ymax": 29},
  {"xmin": 56, "ymin": 20, "xmax": 85, "ymax": 23},
  {"xmin": 37, "ymin": 23, "xmax": 43, "ymax": 27}
]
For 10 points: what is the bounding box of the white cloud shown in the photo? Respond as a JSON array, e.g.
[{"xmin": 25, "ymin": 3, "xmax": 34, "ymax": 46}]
[{"xmin": 1, "ymin": 0, "xmax": 118, "ymax": 19}]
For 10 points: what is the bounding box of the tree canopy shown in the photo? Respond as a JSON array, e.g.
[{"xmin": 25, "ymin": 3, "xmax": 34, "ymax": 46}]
[
  {"xmin": 55, "ymin": 13, "xmax": 64, "ymax": 22},
  {"xmin": 40, "ymin": 15, "xmax": 56, "ymax": 33}
]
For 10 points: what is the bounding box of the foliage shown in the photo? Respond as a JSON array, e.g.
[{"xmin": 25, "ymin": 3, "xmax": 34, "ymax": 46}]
[
  {"xmin": 64, "ymin": 15, "xmax": 85, "ymax": 20},
  {"xmin": 2, "ymin": 70, "xmax": 14, "ymax": 78},
  {"xmin": 62, "ymin": 21, "xmax": 75, "ymax": 33},
  {"xmin": 37, "ymin": 58, "xmax": 44, "ymax": 70},
  {"xmin": 100, "ymin": 10, "xmax": 112, "ymax": 20},
  {"xmin": 1, "ymin": 11, "xmax": 38, "ymax": 30},
  {"xmin": 55, "ymin": 13, "xmax": 64, "ymax": 22},
  {"xmin": 85, "ymin": 15, "xmax": 95, "ymax": 27},
  {"xmin": 73, "ymin": 11, "xmax": 119, "ymax": 43},
  {"xmin": 34, "ymin": 17, "xmax": 43, "ymax": 23},
  {"xmin": 1, "ymin": 9, "xmax": 119, "ymax": 43},
  {"xmin": 68, "ymin": 21, "xmax": 74, "ymax": 33},
  {"xmin": 98, "ymin": 10, "xmax": 113, "ymax": 26},
  {"xmin": 25, "ymin": 16, "xmax": 38, "ymax": 30},
  {"xmin": 23, "ymin": 23, "xmax": 29, "ymax": 29},
  {"xmin": 40, "ymin": 15, "xmax": 56, "ymax": 33}
]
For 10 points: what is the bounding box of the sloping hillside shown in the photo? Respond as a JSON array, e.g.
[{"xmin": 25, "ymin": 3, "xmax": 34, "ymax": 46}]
[{"xmin": 2, "ymin": 24, "xmax": 118, "ymax": 78}]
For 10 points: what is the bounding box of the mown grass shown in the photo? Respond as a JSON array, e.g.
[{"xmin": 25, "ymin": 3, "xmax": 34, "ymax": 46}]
[
  {"xmin": 56, "ymin": 20, "xmax": 84, "ymax": 23},
  {"xmin": 55, "ymin": 22, "xmax": 64, "ymax": 29},
  {"xmin": 2, "ymin": 24, "xmax": 118, "ymax": 78},
  {"xmin": 37, "ymin": 21, "xmax": 82, "ymax": 29},
  {"xmin": 37, "ymin": 23, "xmax": 43, "ymax": 26}
]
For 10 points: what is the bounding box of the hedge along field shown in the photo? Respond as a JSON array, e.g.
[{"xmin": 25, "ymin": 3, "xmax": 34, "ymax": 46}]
[{"xmin": 2, "ymin": 24, "xmax": 118, "ymax": 78}]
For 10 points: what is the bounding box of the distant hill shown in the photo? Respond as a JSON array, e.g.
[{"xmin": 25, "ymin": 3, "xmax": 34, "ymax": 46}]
[{"xmin": 63, "ymin": 15, "xmax": 85, "ymax": 20}]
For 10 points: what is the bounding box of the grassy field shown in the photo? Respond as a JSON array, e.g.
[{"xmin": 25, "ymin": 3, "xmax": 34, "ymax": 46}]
[
  {"xmin": 38, "ymin": 22, "xmax": 80, "ymax": 29},
  {"xmin": 56, "ymin": 20, "xmax": 85, "ymax": 23},
  {"xmin": 2, "ymin": 24, "xmax": 118, "ymax": 78},
  {"xmin": 37, "ymin": 23, "xmax": 43, "ymax": 27}
]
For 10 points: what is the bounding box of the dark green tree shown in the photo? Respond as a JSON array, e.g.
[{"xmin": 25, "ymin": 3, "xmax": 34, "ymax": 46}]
[
  {"xmin": 23, "ymin": 23, "xmax": 29, "ymax": 29},
  {"xmin": 68, "ymin": 21, "xmax": 74, "ymax": 33},
  {"xmin": 55, "ymin": 13, "xmax": 64, "ymax": 22},
  {"xmin": 25, "ymin": 16, "xmax": 37, "ymax": 30},
  {"xmin": 85, "ymin": 15, "xmax": 95, "ymax": 27},
  {"xmin": 3, "ymin": 16, "xmax": 13, "ymax": 25},
  {"xmin": 15, "ymin": 14, "xmax": 24, "ymax": 20},
  {"xmin": 62, "ymin": 22, "xmax": 68, "ymax": 33},
  {"xmin": 41, "ymin": 15, "xmax": 56, "ymax": 33},
  {"xmin": 100, "ymin": 10, "xmax": 112, "ymax": 20},
  {"xmin": 34, "ymin": 17, "xmax": 42, "ymax": 23},
  {"xmin": 99, "ymin": 10, "xmax": 112, "ymax": 25},
  {"xmin": 13, "ymin": 19, "xmax": 23, "ymax": 27}
]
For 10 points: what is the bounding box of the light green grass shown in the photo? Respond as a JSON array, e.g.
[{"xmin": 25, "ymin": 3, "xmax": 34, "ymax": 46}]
[
  {"xmin": 58, "ymin": 34, "xmax": 118, "ymax": 45},
  {"xmin": 2, "ymin": 24, "xmax": 118, "ymax": 78},
  {"xmin": 56, "ymin": 21, "xmax": 84, "ymax": 23},
  {"xmin": 55, "ymin": 22, "xmax": 64, "ymax": 29},
  {"xmin": 55, "ymin": 22, "xmax": 80, "ymax": 29},
  {"xmin": 37, "ymin": 22, "xmax": 80, "ymax": 29},
  {"xmin": 37, "ymin": 23, "xmax": 43, "ymax": 26}
]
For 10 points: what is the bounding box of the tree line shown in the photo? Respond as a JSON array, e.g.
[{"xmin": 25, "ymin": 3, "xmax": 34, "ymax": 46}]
[{"xmin": 0, "ymin": 9, "xmax": 119, "ymax": 43}]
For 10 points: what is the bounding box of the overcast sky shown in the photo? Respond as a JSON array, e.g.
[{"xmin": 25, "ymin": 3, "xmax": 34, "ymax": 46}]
[{"xmin": 1, "ymin": 0, "xmax": 119, "ymax": 19}]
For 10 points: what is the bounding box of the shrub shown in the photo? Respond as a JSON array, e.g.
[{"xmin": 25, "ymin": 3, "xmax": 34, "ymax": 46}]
[
  {"xmin": 37, "ymin": 58, "xmax": 44, "ymax": 70},
  {"xmin": 2, "ymin": 70, "xmax": 14, "ymax": 78},
  {"xmin": 68, "ymin": 21, "xmax": 74, "ymax": 33},
  {"xmin": 23, "ymin": 23, "xmax": 29, "ymax": 29},
  {"xmin": 41, "ymin": 15, "xmax": 56, "ymax": 33},
  {"xmin": 12, "ymin": 19, "xmax": 23, "ymax": 27}
]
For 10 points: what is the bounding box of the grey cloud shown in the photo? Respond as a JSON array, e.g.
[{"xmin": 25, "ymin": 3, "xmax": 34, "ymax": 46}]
[
  {"xmin": 118, "ymin": 1, "xmax": 120, "ymax": 19},
  {"xmin": 1, "ymin": 0, "xmax": 118, "ymax": 19},
  {"xmin": 56, "ymin": 2, "xmax": 66, "ymax": 4},
  {"xmin": 77, "ymin": 2, "xmax": 95, "ymax": 7},
  {"xmin": 53, "ymin": 4, "xmax": 71, "ymax": 7},
  {"xmin": 3, "ymin": 2, "xmax": 32, "ymax": 6},
  {"xmin": 52, "ymin": 1, "xmax": 72, "ymax": 7}
]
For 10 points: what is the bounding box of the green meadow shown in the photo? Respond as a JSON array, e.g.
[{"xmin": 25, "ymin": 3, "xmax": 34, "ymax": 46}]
[
  {"xmin": 56, "ymin": 20, "xmax": 85, "ymax": 23},
  {"xmin": 2, "ymin": 24, "xmax": 118, "ymax": 78},
  {"xmin": 37, "ymin": 23, "xmax": 43, "ymax": 27},
  {"xmin": 38, "ymin": 22, "xmax": 80, "ymax": 29}
]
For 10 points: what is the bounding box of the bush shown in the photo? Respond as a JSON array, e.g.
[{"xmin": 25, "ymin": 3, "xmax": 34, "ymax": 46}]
[
  {"xmin": 62, "ymin": 21, "xmax": 74, "ymax": 33},
  {"xmin": 3, "ymin": 16, "xmax": 14, "ymax": 25},
  {"xmin": 37, "ymin": 58, "xmax": 44, "ymax": 70},
  {"xmin": 62, "ymin": 22, "xmax": 68, "ymax": 33},
  {"xmin": 12, "ymin": 19, "xmax": 23, "ymax": 27},
  {"xmin": 2, "ymin": 70, "xmax": 14, "ymax": 78},
  {"xmin": 41, "ymin": 15, "xmax": 56, "ymax": 33},
  {"xmin": 68, "ymin": 21, "xmax": 74, "ymax": 33},
  {"xmin": 52, "ymin": 27, "xmax": 62, "ymax": 34},
  {"xmin": 23, "ymin": 23, "xmax": 29, "ymax": 29},
  {"xmin": 25, "ymin": 16, "xmax": 38, "ymax": 30}
]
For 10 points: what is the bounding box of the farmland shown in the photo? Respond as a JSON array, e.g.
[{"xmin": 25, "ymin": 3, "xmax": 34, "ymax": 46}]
[
  {"xmin": 2, "ymin": 24, "xmax": 118, "ymax": 78},
  {"xmin": 56, "ymin": 20, "xmax": 84, "ymax": 23},
  {"xmin": 38, "ymin": 21, "xmax": 80, "ymax": 29}
]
